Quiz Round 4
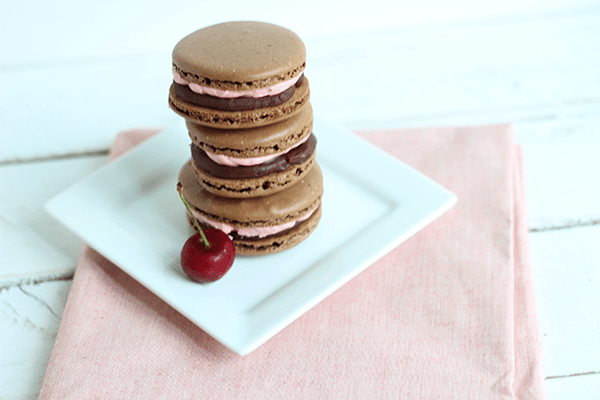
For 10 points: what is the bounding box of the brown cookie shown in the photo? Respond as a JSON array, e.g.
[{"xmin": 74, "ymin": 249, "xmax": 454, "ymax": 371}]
[
  {"xmin": 187, "ymin": 104, "xmax": 316, "ymax": 197},
  {"xmin": 187, "ymin": 102, "xmax": 314, "ymax": 157},
  {"xmin": 178, "ymin": 160, "xmax": 323, "ymax": 256},
  {"xmin": 190, "ymin": 152, "xmax": 316, "ymax": 198},
  {"xmin": 169, "ymin": 21, "xmax": 309, "ymax": 128}
]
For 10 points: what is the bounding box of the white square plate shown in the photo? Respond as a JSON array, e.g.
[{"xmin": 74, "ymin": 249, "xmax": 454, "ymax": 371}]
[{"xmin": 46, "ymin": 117, "xmax": 456, "ymax": 355}]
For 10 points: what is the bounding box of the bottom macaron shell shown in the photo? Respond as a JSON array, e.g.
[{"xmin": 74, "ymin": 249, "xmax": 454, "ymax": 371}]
[
  {"xmin": 187, "ymin": 205, "xmax": 322, "ymax": 256},
  {"xmin": 191, "ymin": 152, "xmax": 316, "ymax": 198},
  {"xmin": 168, "ymin": 77, "xmax": 310, "ymax": 129}
]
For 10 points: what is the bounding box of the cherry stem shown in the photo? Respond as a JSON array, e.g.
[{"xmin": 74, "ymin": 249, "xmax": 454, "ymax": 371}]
[{"xmin": 178, "ymin": 186, "xmax": 211, "ymax": 249}]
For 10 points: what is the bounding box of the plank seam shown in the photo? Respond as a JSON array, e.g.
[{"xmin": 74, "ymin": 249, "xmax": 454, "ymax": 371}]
[
  {"xmin": 0, "ymin": 273, "xmax": 74, "ymax": 292},
  {"xmin": 0, "ymin": 150, "xmax": 109, "ymax": 167},
  {"xmin": 546, "ymin": 370, "xmax": 600, "ymax": 380},
  {"xmin": 529, "ymin": 219, "xmax": 600, "ymax": 233}
]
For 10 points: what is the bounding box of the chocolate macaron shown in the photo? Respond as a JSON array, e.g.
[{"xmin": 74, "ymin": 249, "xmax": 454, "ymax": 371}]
[
  {"xmin": 178, "ymin": 160, "xmax": 323, "ymax": 256},
  {"xmin": 169, "ymin": 21, "xmax": 310, "ymax": 129},
  {"xmin": 187, "ymin": 104, "xmax": 316, "ymax": 198}
]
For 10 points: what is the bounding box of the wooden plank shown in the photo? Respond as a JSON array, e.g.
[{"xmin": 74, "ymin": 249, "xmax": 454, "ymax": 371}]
[
  {"xmin": 0, "ymin": 55, "xmax": 180, "ymax": 163},
  {"xmin": 2, "ymin": 9, "xmax": 600, "ymax": 163},
  {"xmin": 307, "ymin": 9, "xmax": 600, "ymax": 128},
  {"xmin": 0, "ymin": 280, "xmax": 72, "ymax": 400},
  {"xmin": 530, "ymin": 225, "xmax": 600, "ymax": 378},
  {"xmin": 0, "ymin": 156, "xmax": 107, "ymax": 287},
  {"xmin": 516, "ymin": 113, "xmax": 600, "ymax": 231},
  {"xmin": 2, "ymin": 1, "xmax": 598, "ymax": 68}
]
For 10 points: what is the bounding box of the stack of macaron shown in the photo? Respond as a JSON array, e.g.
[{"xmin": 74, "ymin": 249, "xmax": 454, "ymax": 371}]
[{"xmin": 170, "ymin": 21, "xmax": 323, "ymax": 256}]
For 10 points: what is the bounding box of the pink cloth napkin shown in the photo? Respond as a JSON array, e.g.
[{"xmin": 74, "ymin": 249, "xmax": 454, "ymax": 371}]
[{"xmin": 40, "ymin": 124, "xmax": 546, "ymax": 399}]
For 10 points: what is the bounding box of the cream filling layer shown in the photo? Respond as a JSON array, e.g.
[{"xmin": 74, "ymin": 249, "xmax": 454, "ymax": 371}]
[
  {"xmin": 190, "ymin": 205, "xmax": 317, "ymax": 239},
  {"xmin": 204, "ymin": 133, "xmax": 311, "ymax": 167},
  {"xmin": 173, "ymin": 70, "xmax": 302, "ymax": 99}
]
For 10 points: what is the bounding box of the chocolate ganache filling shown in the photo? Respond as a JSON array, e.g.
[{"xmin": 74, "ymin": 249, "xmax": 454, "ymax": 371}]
[
  {"xmin": 173, "ymin": 75, "xmax": 304, "ymax": 112},
  {"xmin": 191, "ymin": 134, "xmax": 316, "ymax": 179}
]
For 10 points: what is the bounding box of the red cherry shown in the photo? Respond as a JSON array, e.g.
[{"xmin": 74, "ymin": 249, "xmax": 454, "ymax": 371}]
[
  {"xmin": 180, "ymin": 227, "xmax": 235, "ymax": 283},
  {"xmin": 178, "ymin": 183, "xmax": 236, "ymax": 283}
]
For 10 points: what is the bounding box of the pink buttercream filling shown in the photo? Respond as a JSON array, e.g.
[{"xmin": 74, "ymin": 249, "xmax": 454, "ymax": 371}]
[
  {"xmin": 190, "ymin": 205, "xmax": 317, "ymax": 239},
  {"xmin": 172, "ymin": 69, "xmax": 301, "ymax": 99},
  {"xmin": 205, "ymin": 133, "xmax": 311, "ymax": 167}
]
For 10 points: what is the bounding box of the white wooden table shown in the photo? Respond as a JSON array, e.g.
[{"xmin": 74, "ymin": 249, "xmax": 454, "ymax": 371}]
[{"xmin": 2, "ymin": 1, "xmax": 599, "ymax": 398}]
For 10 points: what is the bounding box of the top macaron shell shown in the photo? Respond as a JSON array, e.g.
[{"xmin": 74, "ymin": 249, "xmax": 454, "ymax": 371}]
[
  {"xmin": 169, "ymin": 21, "xmax": 310, "ymax": 128},
  {"xmin": 172, "ymin": 21, "xmax": 306, "ymax": 91}
]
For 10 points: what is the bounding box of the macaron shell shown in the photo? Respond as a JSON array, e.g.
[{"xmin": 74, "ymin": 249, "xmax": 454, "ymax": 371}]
[
  {"xmin": 191, "ymin": 151, "xmax": 316, "ymax": 198},
  {"xmin": 178, "ymin": 160, "xmax": 323, "ymax": 226},
  {"xmin": 187, "ymin": 103, "xmax": 313, "ymax": 157},
  {"xmin": 168, "ymin": 76, "xmax": 310, "ymax": 129},
  {"xmin": 186, "ymin": 205, "xmax": 321, "ymax": 256},
  {"xmin": 172, "ymin": 21, "xmax": 306, "ymax": 90}
]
